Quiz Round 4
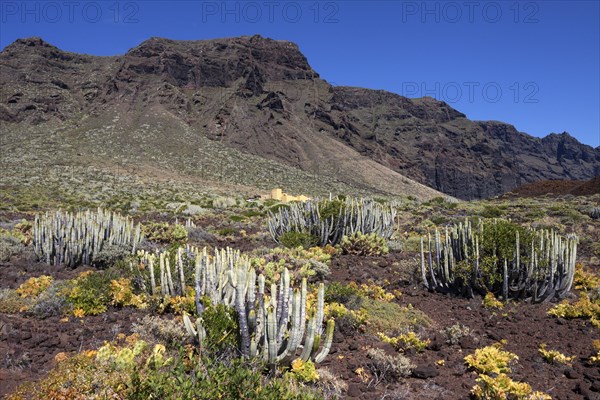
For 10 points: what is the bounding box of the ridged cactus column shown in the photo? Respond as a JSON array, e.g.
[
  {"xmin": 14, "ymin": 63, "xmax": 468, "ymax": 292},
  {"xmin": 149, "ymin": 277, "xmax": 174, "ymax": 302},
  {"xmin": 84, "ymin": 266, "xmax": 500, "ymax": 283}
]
[
  {"xmin": 33, "ymin": 208, "xmax": 142, "ymax": 267},
  {"xmin": 268, "ymin": 197, "xmax": 396, "ymax": 246},
  {"xmin": 420, "ymin": 218, "xmax": 577, "ymax": 302},
  {"xmin": 135, "ymin": 244, "xmax": 335, "ymax": 367}
]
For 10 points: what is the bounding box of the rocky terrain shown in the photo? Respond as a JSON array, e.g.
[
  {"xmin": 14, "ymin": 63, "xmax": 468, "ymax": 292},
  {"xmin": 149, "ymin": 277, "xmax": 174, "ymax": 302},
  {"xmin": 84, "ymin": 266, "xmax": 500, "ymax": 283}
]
[
  {"xmin": 504, "ymin": 176, "xmax": 600, "ymax": 198},
  {"xmin": 1, "ymin": 35, "xmax": 598, "ymax": 200},
  {"xmin": 1, "ymin": 33, "xmax": 599, "ymax": 400},
  {"xmin": 1, "ymin": 194, "xmax": 599, "ymax": 399}
]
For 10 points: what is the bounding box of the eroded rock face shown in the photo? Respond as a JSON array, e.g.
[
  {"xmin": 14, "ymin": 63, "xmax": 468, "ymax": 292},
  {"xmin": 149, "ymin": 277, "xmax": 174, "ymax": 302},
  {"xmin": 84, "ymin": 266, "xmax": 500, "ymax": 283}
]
[
  {"xmin": 320, "ymin": 89, "xmax": 599, "ymax": 199},
  {"xmin": 1, "ymin": 35, "xmax": 598, "ymax": 199}
]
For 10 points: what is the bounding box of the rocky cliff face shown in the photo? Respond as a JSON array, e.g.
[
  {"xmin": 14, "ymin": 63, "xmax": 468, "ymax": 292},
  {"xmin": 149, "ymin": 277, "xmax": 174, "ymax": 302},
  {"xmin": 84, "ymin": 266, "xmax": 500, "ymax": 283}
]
[{"xmin": 1, "ymin": 36, "xmax": 598, "ymax": 199}]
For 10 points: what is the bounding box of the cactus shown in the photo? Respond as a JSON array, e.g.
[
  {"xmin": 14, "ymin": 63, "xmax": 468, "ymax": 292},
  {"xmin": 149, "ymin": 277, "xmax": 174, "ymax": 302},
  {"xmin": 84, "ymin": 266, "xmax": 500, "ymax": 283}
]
[
  {"xmin": 135, "ymin": 245, "xmax": 238, "ymax": 300},
  {"xmin": 33, "ymin": 208, "xmax": 142, "ymax": 267},
  {"xmin": 420, "ymin": 218, "xmax": 577, "ymax": 303},
  {"xmin": 268, "ymin": 197, "xmax": 396, "ymax": 246},
  {"xmin": 136, "ymin": 245, "xmax": 335, "ymax": 366},
  {"xmin": 187, "ymin": 266, "xmax": 334, "ymax": 367}
]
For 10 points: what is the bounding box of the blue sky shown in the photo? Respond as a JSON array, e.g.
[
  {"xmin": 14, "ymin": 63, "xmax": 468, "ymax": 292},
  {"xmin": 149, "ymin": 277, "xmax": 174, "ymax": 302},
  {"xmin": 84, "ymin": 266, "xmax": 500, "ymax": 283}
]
[{"xmin": 1, "ymin": 0, "xmax": 599, "ymax": 147}]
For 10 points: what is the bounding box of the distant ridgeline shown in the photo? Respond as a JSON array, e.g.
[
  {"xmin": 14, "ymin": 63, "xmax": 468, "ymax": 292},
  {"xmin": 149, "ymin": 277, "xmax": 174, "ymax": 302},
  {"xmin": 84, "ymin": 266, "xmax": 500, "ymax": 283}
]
[{"xmin": 1, "ymin": 36, "xmax": 598, "ymax": 199}]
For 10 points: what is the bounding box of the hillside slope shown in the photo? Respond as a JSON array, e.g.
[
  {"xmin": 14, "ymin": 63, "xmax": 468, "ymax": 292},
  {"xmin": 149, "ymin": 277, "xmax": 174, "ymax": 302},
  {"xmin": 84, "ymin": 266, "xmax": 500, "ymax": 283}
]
[{"xmin": 1, "ymin": 36, "xmax": 598, "ymax": 199}]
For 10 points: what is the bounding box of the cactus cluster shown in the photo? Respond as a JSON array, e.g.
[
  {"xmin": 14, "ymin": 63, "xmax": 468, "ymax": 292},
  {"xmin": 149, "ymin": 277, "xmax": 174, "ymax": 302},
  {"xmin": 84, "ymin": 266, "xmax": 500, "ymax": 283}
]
[
  {"xmin": 420, "ymin": 218, "xmax": 577, "ymax": 302},
  {"xmin": 268, "ymin": 198, "xmax": 396, "ymax": 247},
  {"xmin": 135, "ymin": 245, "xmax": 334, "ymax": 366},
  {"xmin": 33, "ymin": 208, "xmax": 142, "ymax": 267}
]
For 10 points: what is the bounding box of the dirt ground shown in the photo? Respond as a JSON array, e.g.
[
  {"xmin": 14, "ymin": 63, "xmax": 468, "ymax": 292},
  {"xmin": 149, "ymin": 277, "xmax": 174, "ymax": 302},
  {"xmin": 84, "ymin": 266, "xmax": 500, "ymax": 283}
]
[
  {"xmin": 326, "ymin": 255, "xmax": 600, "ymax": 399},
  {"xmin": 505, "ymin": 176, "xmax": 600, "ymax": 198},
  {"xmin": 1, "ymin": 252, "xmax": 599, "ymax": 399}
]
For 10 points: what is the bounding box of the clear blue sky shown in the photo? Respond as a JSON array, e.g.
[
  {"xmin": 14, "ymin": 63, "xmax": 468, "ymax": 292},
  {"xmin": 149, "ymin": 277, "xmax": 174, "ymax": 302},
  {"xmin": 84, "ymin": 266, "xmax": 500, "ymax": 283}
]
[{"xmin": 1, "ymin": 0, "xmax": 599, "ymax": 147}]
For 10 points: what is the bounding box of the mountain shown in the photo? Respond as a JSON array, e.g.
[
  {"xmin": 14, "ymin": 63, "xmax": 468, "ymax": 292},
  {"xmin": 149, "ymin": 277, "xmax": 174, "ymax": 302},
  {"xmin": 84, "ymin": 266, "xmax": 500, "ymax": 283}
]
[{"xmin": 1, "ymin": 36, "xmax": 598, "ymax": 200}]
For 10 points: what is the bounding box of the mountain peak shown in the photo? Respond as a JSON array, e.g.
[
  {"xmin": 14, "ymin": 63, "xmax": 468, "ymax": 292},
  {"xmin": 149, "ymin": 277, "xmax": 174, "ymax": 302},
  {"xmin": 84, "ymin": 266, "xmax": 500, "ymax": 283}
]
[
  {"xmin": 2, "ymin": 37, "xmax": 60, "ymax": 54},
  {"xmin": 119, "ymin": 35, "xmax": 317, "ymax": 90},
  {"xmin": 1, "ymin": 35, "xmax": 598, "ymax": 199}
]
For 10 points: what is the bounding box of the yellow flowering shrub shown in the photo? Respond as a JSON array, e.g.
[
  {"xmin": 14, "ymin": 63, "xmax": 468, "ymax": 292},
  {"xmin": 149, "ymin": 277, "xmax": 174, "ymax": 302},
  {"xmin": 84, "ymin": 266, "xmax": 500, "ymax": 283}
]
[
  {"xmin": 164, "ymin": 287, "xmax": 197, "ymax": 315},
  {"xmin": 110, "ymin": 278, "xmax": 147, "ymax": 309},
  {"xmin": 538, "ymin": 344, "xmax": 575, "ymax": 365},
  {"xmin": 472, "ymin": 373, "xmax": 550, "ymax": 400},
  {"xmin": 96, "ymin": 339, "xmax": 148, "ymax": 370},
  {"xmin": 348, "ymin": 281, "xmax": 396, "ymax": 302},
  {"xmin": 16, "ymin": 276, "xmax": 53, "ymax": 298},
  {"xmin": 465, "ymin": 343, "xmax": 518, "ymax": 375},
  {"xmin": 288, "ymin": 358, "xmax": 319, "ymax": 383},
  {"xmin": 547, "ymin": 294, "xmax": 600, "ymax": 327},
  {"xmin": 482, "ymin": 292, "xmax": 504, "ymax": 309},
  {"xmin": 378, "ymin": 331, "xmax": 430, "ymax": 352},
  {"xmin": 574, "ymin": 263, "xmax": 600, "ymax": 291}
]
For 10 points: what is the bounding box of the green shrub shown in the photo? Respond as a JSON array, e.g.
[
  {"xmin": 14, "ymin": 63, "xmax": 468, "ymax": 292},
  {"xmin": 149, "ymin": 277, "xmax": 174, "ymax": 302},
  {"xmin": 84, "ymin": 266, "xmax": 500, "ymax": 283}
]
[
  {"xmin": 279, "ymin": 231, "xmax": 319, "ymax": 249},
  {"xmin": 129, "ymin": 355, "xmax": 322, "ymax": 400},
  {"xmin": 317, "ymin": 199, "xmax": 346, "ymax": 221},
  {"xmin": 479, "ymin": 219, "xmax": 534, "ymax": 262},
  {"xmin": 429, "ymin": 215, "xmax": 449, "ymax": 226},
  {"xmin": 9, "ymin": 337, "xmax": 323, "ymax": 400},
  {"xmin": 339, "ymin": 232, "xmax": 389, "ymax": 256},
  {"xmin": 92, "ymin": 243, "xmax": 132, "ymax": 269},
  {"xmin": 200, "ymin": 301, "xmax": 240, "ymax": 355},
  {"xmin": 243, "ymin": 210, "xmax": 263, "ymax": 218},
  {"xmin": 479, "ymin": 205, "xmax": 505, "ymax": 218},
  {"xmin": 64, "ymin": 271, "xmax": 114, "ymax": 316},
  {"xmin": 0, "ymin": 233, "xmax": 24, "ymax": 261},
  {"xmin": 427, "ymin": 197, "xmax": 446, "ymax": 205},
  {"xmin": 142, "ymin": 222, "xmax": 188, "ymax": 245},
  {"xmin": 325, "ymin": 282, "xmax": 360, "ymax": 304},
  {"xmin": 268, "ymin": 203, "xmax": 289, "ymax": 213},
  {"xmin": 216, "ymin": 227, "xmax": 237, "ymax": 237}
]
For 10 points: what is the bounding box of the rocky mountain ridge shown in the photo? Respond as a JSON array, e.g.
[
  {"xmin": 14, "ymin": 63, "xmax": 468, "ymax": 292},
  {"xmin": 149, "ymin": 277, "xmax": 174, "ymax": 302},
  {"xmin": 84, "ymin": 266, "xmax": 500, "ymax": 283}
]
[{"xmin": 1, "ymin": 35, "xmax": 598, "ymax": 199}]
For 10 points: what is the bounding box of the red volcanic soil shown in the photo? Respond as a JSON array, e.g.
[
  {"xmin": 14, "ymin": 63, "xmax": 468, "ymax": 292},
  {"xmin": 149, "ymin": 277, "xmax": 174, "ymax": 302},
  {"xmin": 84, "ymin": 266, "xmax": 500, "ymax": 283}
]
[
  {"xmin": 2, "ymin": 252, "xmax": 599, "ymax": 399},
  {"xmin": 506, "ymin": 176, "xmax": 600, "ymax": 198}
]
